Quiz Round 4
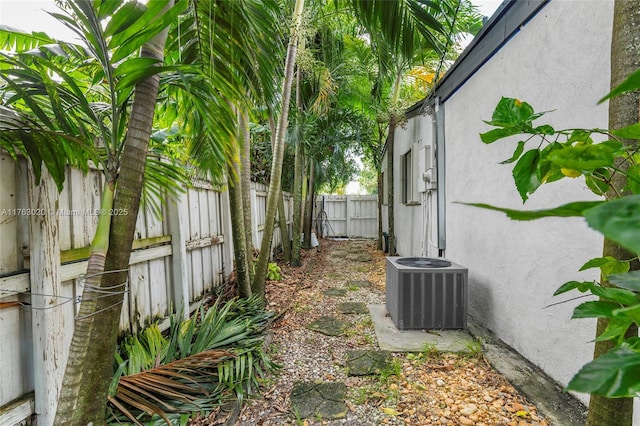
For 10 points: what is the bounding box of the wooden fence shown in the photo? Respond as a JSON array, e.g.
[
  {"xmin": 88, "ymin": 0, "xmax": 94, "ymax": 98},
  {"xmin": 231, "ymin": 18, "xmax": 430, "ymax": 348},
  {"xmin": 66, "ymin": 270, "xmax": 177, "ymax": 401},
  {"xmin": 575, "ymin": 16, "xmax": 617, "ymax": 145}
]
[
  {"xmin": 0, "ymin": 152, "xmax": 292, "ymax": 425},
  {"xmin": 314, "ymin": 194, "xmax": 378, "ymax": 239}
]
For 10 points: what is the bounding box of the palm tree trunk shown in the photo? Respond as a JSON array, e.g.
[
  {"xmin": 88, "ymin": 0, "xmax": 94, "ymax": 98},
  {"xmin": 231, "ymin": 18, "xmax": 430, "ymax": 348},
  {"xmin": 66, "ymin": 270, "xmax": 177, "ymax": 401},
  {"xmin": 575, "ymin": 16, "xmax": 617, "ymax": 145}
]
[
  {"xmin": 254, "ymin": 0, "xmax": 306, "ymax": 296},
  {"xmin": 239, "ymin": 107, "xmax": 255, "ymax": 279},
  {"xmin": 587, "ymin": 1, "xmax": 639, "ymax": 424},
  {"xmin": 278, "ymin": 190, "xmax": 291, "ymax": 261},
  {"xmin": 302, "ymin": 160, "xmax": 315, "ymax": 249},
  {"xmin": 55, "ymin": 181, "xmax": 114, "ymax": 424},
  {"xmin": 387, "ymin": 67, "xmax": 403, "ymax": 256},
  {"xmin": 268, "ymin": 113, "xmax": 292, "ymax": 263},
  {"xmin": 387, "ymin": 114, "xmax": 397, "ymax": 256},
  {"xmin": 54, "ymin": 5, "xmax": 172, "ymax": 422},
  {"xmin": 291, "ymin": 138, "xmax": 304, "ymax": 266},
  {"xmin": 377, "ymin": 171, "xmax": 383, "ymax": 250},
  {"xmin": 228, "ymin": 158, "xmax": 253, "ymax": 298},
  {"xmin": 225, "ymin": 102, "xmax": 253, "ymax": 294}
]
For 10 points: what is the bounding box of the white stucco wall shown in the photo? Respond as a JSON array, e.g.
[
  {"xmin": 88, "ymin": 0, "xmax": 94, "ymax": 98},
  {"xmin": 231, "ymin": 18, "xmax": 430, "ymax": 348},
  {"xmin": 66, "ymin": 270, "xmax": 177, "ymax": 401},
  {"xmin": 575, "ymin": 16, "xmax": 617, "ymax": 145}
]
[
  {"xmin": 392, "ymin": 0, "xmax": 640, "ymax": 416},
  {"xmin": 445, "ymin": 0, "xmax": 612, "ymax": 406},
  {"xmin": 392, "ymin": 114, "xmax": 439, "ymax": 257}
]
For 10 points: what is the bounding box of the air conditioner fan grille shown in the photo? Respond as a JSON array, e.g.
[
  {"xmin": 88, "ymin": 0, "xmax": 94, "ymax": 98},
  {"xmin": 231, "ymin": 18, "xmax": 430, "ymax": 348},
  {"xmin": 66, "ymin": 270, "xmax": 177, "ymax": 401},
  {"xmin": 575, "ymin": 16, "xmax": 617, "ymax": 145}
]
[{"xmin": 395, "ymin": 257, "xmax": 451, "ymax": 268}]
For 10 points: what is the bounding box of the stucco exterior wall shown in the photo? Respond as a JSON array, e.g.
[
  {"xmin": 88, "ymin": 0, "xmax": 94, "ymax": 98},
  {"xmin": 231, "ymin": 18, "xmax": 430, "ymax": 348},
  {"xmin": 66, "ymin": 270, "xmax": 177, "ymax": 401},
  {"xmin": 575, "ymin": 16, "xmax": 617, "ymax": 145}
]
[
  {"xmin": 445, "ymin": 0, "xmax": 610, "ymax": 405},
  {"xmin": 391, "ymin": 0, "xmax": 640, "ymax": 415},
  {"xmin": 392, "ymin": 114, "xmax": 438, "ymax": 257}
]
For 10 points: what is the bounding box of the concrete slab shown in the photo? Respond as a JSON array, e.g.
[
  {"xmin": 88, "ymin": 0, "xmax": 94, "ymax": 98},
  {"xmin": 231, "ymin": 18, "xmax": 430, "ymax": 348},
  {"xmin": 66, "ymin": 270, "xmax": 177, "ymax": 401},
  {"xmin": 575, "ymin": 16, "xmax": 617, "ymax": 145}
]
[{"xmin": 368, "ymin": 304, "xmax": 476, "ymax": 353}]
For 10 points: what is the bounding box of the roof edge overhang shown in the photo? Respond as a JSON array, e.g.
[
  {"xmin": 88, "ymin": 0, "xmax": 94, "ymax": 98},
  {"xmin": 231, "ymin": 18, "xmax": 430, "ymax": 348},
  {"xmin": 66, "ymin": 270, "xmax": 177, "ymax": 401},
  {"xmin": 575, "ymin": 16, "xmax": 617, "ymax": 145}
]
[{"xmin": 405, "ymin": 0, "xmax": 551, "ymax": 120}]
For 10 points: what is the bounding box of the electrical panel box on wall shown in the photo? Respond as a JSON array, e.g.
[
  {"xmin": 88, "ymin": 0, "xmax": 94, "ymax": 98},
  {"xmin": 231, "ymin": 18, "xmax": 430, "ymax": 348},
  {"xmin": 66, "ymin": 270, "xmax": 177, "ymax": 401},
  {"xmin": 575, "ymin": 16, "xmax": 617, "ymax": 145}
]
[{"xmin": 418, "ymin": 145, "xmax": 437, "ymax": 192}]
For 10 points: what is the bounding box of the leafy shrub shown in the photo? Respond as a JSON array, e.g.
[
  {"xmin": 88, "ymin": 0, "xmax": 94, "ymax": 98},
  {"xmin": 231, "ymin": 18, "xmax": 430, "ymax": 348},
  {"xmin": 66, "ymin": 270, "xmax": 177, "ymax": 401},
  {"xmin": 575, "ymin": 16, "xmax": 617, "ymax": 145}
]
[
  {"xmin": 266, "ymin": 262, "xmax": 282, "ymax": 280},
  {"xmin": 107, "ymin": 296, "xmax": 277, "ymax": 425}
]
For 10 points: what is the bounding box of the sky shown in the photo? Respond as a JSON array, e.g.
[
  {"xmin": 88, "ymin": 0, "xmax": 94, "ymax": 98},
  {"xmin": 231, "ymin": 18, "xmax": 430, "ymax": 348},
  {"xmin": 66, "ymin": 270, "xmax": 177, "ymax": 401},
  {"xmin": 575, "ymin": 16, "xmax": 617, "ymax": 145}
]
[
  {"xmin": 0, "ymin": 0, "xmax": 504, "ymax": 41},
  {"xmin": 0, "ymin": 1, "xmax": 77, "ymax": 41},
  {"xmin": 473, "ymin": 0, "xmax": 503, "ymax": 18}
]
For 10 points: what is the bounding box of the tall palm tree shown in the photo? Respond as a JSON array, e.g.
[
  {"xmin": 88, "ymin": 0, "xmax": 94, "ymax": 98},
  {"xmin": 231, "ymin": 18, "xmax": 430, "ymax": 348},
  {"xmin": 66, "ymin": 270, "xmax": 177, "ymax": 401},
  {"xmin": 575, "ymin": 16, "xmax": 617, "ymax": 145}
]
[
  {"xmin": 253, "ymin": 0, "xmax": 306, "ymax": 297},
  {"xmin": 0, "ymin": 1, "xmax": 221, "ymax": 422},
  {"xmin": 181, "ymin": 0, "xmax": 285, "ymax": 295},
  {"xmin": 49, "ymin": 1, "xmax": 182, "ymax": 423}
]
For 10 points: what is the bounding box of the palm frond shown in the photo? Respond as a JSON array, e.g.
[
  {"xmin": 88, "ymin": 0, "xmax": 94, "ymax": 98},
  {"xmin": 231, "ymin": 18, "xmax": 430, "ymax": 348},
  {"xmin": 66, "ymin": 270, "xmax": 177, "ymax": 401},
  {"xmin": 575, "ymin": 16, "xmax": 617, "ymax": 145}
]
[
  {"xmin": 348, "ymin": 0, "xmax": 446, "ymax": 59},
  {"xmin": 107, "ymin": 296, "xmax": 278, "ymax": 424},
  {"xmin": 161, "ymin": 0, "xmax": 286, "ymax": 176},
  {"xmin": 0, "ymin": 25, "xmax": 57, "ymax": 52}
]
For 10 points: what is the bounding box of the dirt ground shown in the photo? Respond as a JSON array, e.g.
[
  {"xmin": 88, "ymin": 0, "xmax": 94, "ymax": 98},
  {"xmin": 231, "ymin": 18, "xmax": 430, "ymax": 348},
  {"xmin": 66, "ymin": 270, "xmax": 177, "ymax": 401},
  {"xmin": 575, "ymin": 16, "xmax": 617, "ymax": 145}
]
[{"xmin": 189, "ymin": 239, "xmax": 550, "ymax": 426}]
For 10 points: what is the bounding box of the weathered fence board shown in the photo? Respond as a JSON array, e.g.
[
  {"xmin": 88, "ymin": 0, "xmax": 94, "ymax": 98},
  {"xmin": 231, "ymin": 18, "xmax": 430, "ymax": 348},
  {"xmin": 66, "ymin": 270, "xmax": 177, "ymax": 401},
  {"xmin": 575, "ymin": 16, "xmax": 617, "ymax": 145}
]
[
  {"xmin": 0, "ymin": 153, "xmax": 295, "ymax": 425},
  {"xmin": 0, "ymin": 154, "xmax": 17, "ymax": 274},
  {"xmin": 0, "ymin": 306, "xmax": 25, "ymax": 405}
]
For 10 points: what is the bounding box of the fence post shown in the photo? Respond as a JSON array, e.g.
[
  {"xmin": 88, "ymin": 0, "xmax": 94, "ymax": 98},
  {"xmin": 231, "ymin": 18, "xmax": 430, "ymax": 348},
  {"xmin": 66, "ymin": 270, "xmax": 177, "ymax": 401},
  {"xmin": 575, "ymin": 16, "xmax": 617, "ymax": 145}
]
[
  {"xmin": 28, "ymin": 167, "xmax": 64, "ymax": 425},
  {"xmin": 250, "ymin": 183, "xmax": 259, "ymax": 251},
  {"xmin": 345, "ymin": 195, "xmax": 351, "ymax": 238},
  {"xmin": 168, "ymin": 191, "xmax": 189, "ymax": 319}
]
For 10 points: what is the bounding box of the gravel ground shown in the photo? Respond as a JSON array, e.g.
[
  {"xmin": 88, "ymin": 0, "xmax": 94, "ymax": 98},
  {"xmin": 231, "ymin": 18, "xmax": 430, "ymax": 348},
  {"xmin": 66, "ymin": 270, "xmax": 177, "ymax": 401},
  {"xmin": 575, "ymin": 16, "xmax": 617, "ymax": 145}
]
[{"xmin": 191, "ymin": 239, "xmax": 550, "ymax": 426}]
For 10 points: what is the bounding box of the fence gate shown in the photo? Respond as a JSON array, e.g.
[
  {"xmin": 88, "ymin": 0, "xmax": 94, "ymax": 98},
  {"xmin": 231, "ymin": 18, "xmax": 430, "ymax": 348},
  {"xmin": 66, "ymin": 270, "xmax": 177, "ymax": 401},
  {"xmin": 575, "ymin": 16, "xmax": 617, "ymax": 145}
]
[{"xmin": 315, "ymin": 195, "xmax": 378, "ymax": 238}]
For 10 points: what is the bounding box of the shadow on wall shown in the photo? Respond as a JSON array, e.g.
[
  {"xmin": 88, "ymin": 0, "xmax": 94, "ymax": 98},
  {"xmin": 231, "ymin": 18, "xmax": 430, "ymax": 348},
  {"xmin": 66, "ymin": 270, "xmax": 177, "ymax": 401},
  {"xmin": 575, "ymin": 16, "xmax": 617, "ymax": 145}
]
[{"xmin": 468, "ymin": 276, "xmax": 495, "ymax": 328}]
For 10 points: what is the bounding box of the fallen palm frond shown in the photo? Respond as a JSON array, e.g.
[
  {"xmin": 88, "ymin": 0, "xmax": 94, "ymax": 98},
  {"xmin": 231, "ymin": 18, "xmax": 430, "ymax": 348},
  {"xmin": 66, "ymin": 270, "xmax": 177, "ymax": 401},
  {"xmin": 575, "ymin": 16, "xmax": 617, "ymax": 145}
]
[{"xmin": 107, "ymin": 295, "xmax": 277, "ymax": 425}]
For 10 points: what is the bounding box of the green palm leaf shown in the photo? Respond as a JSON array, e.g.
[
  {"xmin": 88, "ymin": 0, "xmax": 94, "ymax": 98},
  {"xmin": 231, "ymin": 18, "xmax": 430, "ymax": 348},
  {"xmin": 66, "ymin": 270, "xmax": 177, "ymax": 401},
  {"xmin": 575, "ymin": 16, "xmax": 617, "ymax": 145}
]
[{"xmin": 108, "ymin": 297, "xmax": 277, "ymax": 424}]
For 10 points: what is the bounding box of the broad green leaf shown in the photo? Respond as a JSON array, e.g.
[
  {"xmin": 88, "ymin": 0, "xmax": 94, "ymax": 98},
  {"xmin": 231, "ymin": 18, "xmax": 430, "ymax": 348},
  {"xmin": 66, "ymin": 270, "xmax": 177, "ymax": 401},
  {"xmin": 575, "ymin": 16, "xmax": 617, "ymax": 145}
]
[
  {"xmin": 108, "ymin": 0, "xmax": 169, "ymax": 47},
  {"xmin": 600, "ymin": 67, "xmax": 640, "ymax": 103},
  {"xmin": 579, "ymin": 256, "xmax": 630, "ymax": 276},
  {"xmin": 584, "ymin": 195, "xmax": 640, "ymax": 253},
  {"xmin": 600, "ymin": 139, "xmax": 625, "ymax": 154},
  {"xmin": 103, "ymin": 1, "xmax": 145, "ymax": 38},
  {"xmin": 548, "ymin": 143, "xmax": 615, "ymax": 172},
  {"xmin": 0, "ymin": 26, "xmax": 55, "ymax": 51},
  {"xmin": 609, "ymin": 271, "xmax": 640, "ymax": 292},
  {"xmin": 595, "ymin": 318, "xmax": 634, "ymax": 343},
  {"xmin": 534, "ymin": 124, "xmax": 555, "ymax": 135},
  {"xmin": 486, "ymin": 97, "xmax": 536, "ymax": 127},
  {"xmin": 590, "ymin": 286, "xmax": 638, "ymax": 306},
  {"xmin": 96, "ymin": 0, "xmax": 123, "ymax": 21},
  {"xmin": 499, "ymin": 140, "xmax": 526, "ymax": 164},
  {"xmin": 566, "ymin": 343, "xmax": 640, "ymax": 397},
  {"xmin": 585, "ymin": 169, "xmax": 611, "ymax": 196},
  {"xmin": 513, "ymin": 149, "xmax": 541, "ymax": 202},
  {"xmin": 612, "ymin": 304, "xmax": 640, "ymax": 323},
  {"xmin": 116, "ymin": 65, "xmax": 174, "ymax": 92},
  {"xmin": 568, "ymin": 129, "xmax": 594, "ymax": 144},
  {"xmin": 572, "ymin": 301, "xmax": 620, "ymax": 319},
  {"xmin": 462, "ymin": 201, "xmax": 603, "ymax": 221},
  {"xmin": 110, "ymin": 1, "xmax": 186, "ymax": 63},
  {"xmin": 539, "ymin": 142, "xmax": 565, "ymax": 184},
  {"xmin": 113, "ymin": 57, "xmax": 162, "ymax": 88},
  {"xmin": 480, "ymin": 126, "xmax": 522, "ymax": 144},
  {"xmin": 151, "ymin": 126, "xmax": 180, "ymax": 143},
  {"xmin": 612, "ymin": 122, "xmax": 640, "ymax": 140},
  {"xmin": 554, "ymin": 280, "xmax": 595, "ymax": 296},
  {"xmin": 624, "ymin": 164, "xmax": 640, "ymax": 194},
  {"xmin": 554, "ymin": 280, "xmax": 635, "ymax": 305}
]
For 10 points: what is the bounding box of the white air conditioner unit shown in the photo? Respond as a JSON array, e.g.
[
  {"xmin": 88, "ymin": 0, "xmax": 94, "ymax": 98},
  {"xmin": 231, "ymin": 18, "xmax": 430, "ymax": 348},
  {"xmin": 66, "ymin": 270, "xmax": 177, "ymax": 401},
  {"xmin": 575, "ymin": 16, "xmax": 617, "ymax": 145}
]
[{"xmin": 386, "ymin": 257, "xmax": 468, "ymax": 330}]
